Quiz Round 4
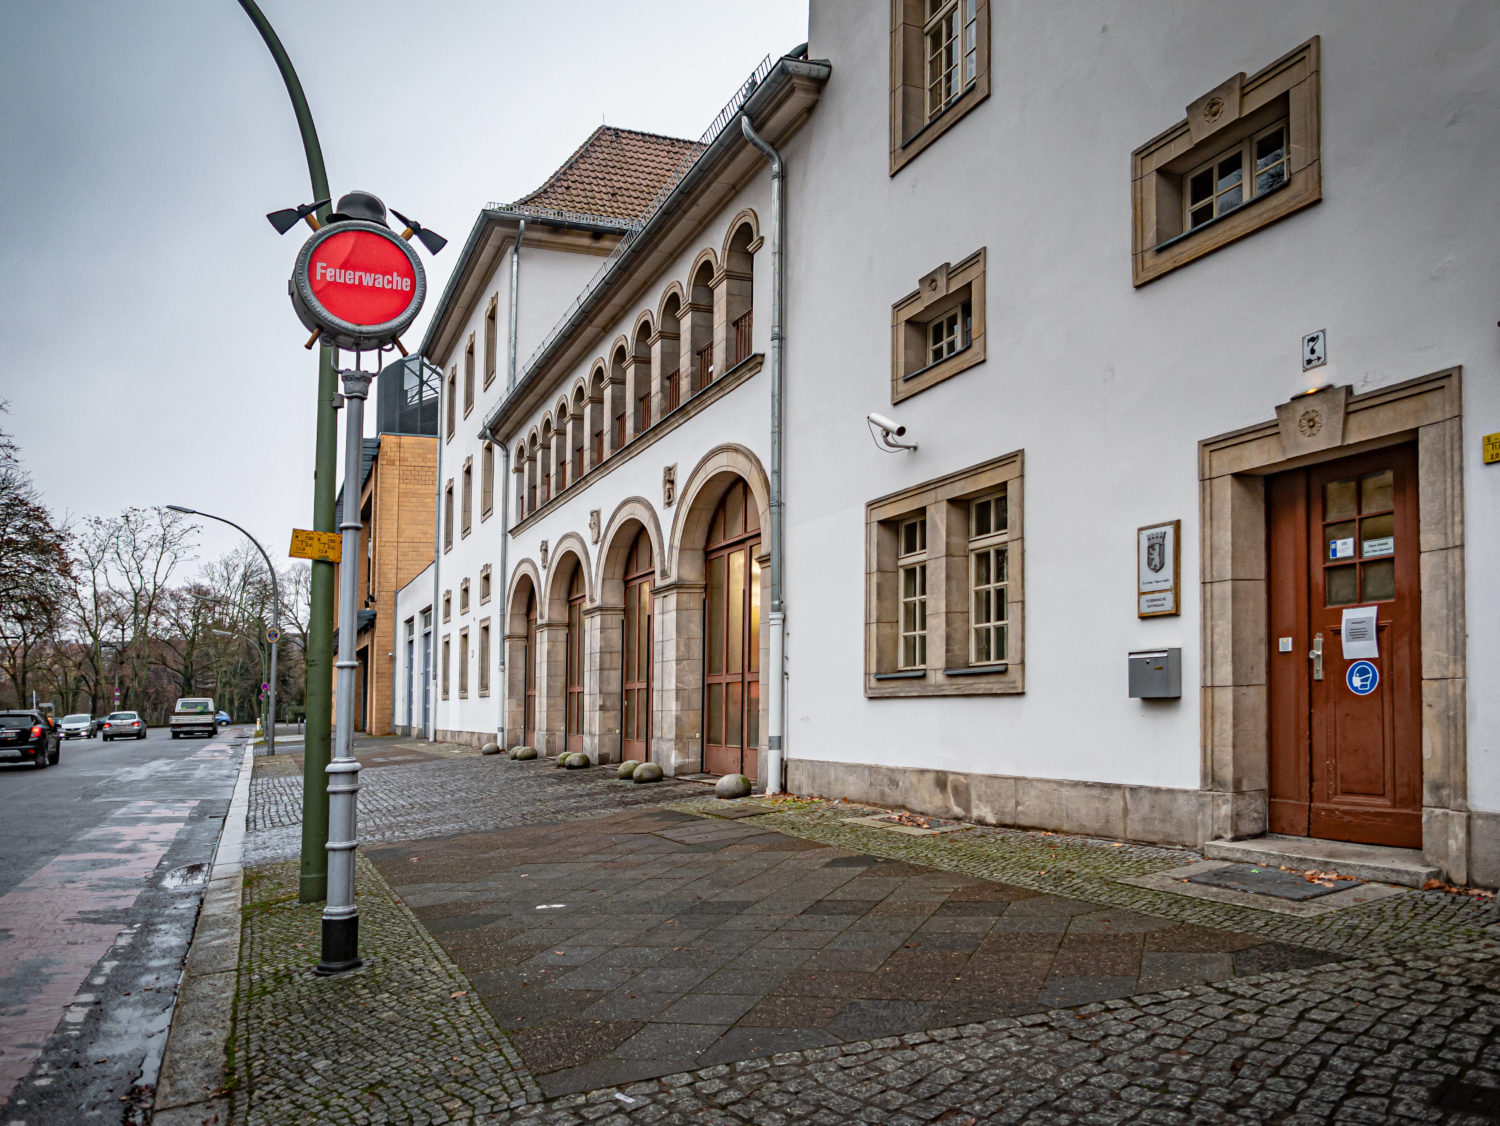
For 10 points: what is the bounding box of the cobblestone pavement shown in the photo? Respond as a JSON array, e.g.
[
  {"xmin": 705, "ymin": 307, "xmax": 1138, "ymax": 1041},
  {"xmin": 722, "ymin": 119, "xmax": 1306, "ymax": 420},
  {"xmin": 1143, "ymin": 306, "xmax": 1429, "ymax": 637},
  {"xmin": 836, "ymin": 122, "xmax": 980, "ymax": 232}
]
[
  {"xmin": 486, "ymin": 941, "xmax": 1500, "ymax": 1125},
  {"xmin": 231, "ymin": 856, "xmax": 540, "ymax": 1125},
  {"xmin": 243, "ymin": 754, "xmax": 696, "ymax": 865}
]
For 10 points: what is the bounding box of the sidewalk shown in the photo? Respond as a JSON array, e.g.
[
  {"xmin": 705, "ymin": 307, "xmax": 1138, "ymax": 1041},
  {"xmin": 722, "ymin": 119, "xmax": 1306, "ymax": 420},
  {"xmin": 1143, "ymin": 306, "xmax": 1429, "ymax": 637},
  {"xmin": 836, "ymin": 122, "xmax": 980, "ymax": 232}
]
[{"xmin": 169, "ymin": 751, "xmax": 1500, "ymax": 1125}]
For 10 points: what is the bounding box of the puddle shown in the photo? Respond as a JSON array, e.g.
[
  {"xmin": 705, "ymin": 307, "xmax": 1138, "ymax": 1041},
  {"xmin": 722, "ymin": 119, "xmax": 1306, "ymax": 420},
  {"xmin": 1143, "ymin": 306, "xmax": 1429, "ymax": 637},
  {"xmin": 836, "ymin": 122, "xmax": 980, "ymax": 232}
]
[{"xmin": 160, "ymin": 862, "xmax": 209, "ymax": 889}]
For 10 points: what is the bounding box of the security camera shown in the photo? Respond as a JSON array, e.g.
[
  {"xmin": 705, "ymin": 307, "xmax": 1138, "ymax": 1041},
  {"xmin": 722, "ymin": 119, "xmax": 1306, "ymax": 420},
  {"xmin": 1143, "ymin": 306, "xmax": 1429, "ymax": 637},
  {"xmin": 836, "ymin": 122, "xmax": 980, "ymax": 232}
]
[{"xmin": 867, "ymin": 412, "xmax": 917, "ymax": 453}]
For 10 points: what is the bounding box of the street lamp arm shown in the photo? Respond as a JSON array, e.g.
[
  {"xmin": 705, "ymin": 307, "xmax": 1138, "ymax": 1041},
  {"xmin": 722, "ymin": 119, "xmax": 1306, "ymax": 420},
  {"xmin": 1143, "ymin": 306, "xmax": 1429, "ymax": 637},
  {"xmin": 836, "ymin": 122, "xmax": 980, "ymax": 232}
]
[
  {"xmin": 169, "ymin": 508, "xmax": 280, "ymax": 629},
  {"xmin": 235, "ymin": 0, "xmax": 331, "ymax": 219}
]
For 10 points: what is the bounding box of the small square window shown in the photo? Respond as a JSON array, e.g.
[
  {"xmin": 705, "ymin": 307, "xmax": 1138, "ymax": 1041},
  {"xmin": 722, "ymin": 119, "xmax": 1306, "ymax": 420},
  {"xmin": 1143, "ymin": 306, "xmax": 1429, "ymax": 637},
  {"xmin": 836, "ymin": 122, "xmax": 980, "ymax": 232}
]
[{"xmin": 892, "ymin": 249, "xmax": 986, "ymax": 404}]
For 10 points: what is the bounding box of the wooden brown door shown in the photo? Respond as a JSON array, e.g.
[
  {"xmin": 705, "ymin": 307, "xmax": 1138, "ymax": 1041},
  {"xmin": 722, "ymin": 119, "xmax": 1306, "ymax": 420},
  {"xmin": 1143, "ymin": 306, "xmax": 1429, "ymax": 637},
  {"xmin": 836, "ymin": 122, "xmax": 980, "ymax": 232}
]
[
  {"xmin": 622, "ymin": 531, "xmax": 653, "ymax": 762},
  {"xmin": 523, "ymin": 588, "xmax": 537, "ymax": 747},
  {"xmin": 566, "ymin": 568, "xmax": 585, "ymax": 754},
  {"xmin": 1268, "ymin": 445, "xmax": 1422, "ymax": 848},
  {"xmin": 703, "ymin": 481, "xmax": 761, "ymax": 779}
]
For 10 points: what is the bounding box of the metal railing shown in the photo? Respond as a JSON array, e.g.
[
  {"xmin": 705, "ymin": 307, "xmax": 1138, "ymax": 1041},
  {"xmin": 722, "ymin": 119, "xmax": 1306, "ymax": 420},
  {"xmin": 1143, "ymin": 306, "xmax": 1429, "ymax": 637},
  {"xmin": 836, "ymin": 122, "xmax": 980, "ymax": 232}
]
[
  {"xmin": 697, "ymin": 342, "xmax": 715, "ymax": 387},
  {"xmin": 517, "ymin": 54, "xmax": 776, "ymax": 382},
  {"xmin": 613, "ymin": 412, "xmax": 626, "ymax": 450},
  {"xmin": 732, "ymin": 310, "xmax": 754, "ymax": 367},
  {"xmin": 665, "ymin": 368, "xmax": 681, "ymax": 412}
]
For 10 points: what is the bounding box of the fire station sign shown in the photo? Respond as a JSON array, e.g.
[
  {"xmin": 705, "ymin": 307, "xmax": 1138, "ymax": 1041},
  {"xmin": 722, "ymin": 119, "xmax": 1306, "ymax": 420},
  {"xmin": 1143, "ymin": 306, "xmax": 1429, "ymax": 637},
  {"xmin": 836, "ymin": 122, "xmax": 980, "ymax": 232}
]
[{"xmin": 289, "ymin": 220, "xmax": 425, "ymax": 351}]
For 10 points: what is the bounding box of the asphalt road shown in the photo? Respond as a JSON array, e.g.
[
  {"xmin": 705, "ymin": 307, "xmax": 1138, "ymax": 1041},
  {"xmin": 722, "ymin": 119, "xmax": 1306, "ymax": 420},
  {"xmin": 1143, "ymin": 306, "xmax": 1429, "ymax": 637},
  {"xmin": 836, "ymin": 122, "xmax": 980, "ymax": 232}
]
[{"xmin": 0, "ymin": 724, "xmax": 245, "ymax": 1125}]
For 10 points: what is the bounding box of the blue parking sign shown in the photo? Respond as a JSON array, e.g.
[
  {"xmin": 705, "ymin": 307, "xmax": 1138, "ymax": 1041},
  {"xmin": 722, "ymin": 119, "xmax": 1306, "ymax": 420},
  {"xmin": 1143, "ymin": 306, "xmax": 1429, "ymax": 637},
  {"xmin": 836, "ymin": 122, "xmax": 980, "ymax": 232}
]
[{"xmin": 1346, "ymin": 660, "xmax": 1379, "ymax": 696}]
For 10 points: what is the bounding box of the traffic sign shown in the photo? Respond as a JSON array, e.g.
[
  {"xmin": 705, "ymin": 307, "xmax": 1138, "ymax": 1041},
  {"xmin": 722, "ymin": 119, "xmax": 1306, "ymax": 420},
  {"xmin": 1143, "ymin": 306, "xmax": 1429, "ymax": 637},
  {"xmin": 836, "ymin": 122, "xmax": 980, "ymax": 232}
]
[
  {"xmin": 1346, "ymin": 660, "xmax": 1379, "ymax": 696},
  {"xmin": 266, "ymin": 626, "xmax": 281, "ymax": 645},
  {"xmin": 289, "ymin": 528, "xmax": 342, "ymax": 562},
  {"xmin": 289, "ymin": 220, "xmax": 425, "ymax": 351}
]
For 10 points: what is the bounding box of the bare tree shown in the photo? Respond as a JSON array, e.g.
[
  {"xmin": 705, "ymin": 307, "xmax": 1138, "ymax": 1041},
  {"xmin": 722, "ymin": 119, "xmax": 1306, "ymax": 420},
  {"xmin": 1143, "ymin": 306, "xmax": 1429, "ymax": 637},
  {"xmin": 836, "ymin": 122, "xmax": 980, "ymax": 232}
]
[{"xmin": 109, "ymin": 507, "xmax": 195, "ymax": 711}]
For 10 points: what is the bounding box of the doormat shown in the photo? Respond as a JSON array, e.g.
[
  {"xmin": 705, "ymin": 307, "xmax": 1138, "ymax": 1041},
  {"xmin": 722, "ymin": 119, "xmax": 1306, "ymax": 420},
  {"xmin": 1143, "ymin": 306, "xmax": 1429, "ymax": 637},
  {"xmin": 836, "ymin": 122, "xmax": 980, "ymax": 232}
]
[{"xmin": 1188, "ymin": 862, "xmax": 1361, "ymax": 901}]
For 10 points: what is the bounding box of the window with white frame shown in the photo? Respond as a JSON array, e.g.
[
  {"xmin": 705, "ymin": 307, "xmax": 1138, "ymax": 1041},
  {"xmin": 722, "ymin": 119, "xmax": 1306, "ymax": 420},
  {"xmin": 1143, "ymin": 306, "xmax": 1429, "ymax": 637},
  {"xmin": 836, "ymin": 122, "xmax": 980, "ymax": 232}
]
[
  {"xmin": 1184, "ymin": 121, "xmax": 1289, "ymax": 232},
  {"xmin": 928, "ymin": 301, "xmax": 972, "ymax": 367},
  {"xmin": 924, "ymin": 0, "xmax": 978, "ymax": 122},
  {"xmin": 459, "ymin": 577, "xmax": 470, "ymax": 615},
  {"xmin": 458, "ymin": 627, "xmax": 469, "ymax": 697},
  {"xmin": 898, "ymin": 517, "xmax": 927, "ymax": 670},
  {"xmin": 968, "ymin": 491, "xmax": 1009, "ymax": 665},
  {"xmin": 441, "ymin": 635, "xmax": 450, "ymax": 698},
  {"xmin": 478, "ymin": 619, "xmax": 491, "ymax": 696},
  {"xmin": 479, "ymin": 563, "xmax": 491, "ymax": 604}
]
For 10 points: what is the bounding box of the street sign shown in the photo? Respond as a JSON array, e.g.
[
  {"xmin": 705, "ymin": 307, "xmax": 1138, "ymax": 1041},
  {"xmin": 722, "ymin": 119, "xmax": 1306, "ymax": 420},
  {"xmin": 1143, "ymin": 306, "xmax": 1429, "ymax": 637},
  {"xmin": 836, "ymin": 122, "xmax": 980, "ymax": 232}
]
[
  {"xmin": 289, "ymin": 220, "xmax": 425, "ymax": 351},
  {"xmin": 289, "ymin": 528, "xmax": 342, "ymax": 562},
  {"xmin": 266, "ymin": 626, "xmax": 282, "ymax": 645}
]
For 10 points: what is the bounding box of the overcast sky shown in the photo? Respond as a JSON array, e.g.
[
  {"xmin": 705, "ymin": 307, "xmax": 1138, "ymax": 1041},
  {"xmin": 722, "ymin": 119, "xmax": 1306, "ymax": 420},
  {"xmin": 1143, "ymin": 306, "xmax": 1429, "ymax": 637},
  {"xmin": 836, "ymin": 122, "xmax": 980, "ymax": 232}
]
[{"xmin": 0, "ymin": 0, "xmax": 807, "ymax": 568}]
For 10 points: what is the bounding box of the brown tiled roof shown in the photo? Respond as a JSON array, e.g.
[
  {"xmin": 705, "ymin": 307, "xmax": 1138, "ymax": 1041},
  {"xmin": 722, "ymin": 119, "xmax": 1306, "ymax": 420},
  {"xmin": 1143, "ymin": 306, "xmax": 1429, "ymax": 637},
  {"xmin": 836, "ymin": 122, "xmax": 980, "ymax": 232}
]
[{"xmin": 511, "ymin": 126, "xmax": 701, "ymax": 225}]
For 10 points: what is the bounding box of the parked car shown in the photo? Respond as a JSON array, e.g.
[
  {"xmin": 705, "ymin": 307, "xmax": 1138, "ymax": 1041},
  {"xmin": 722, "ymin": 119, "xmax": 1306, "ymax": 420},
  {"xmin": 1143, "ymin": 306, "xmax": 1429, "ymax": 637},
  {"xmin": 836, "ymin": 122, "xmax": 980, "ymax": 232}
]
[
  {"xmin": 101, "ymin": 711, "xmax": 146, "ymax": 741},
  {"xmin": 0, "ymin": 710, "xmax": 60, "ymax": 768},
  {"xmin": 169, "ymin": 697, "xmax": 217, "ymax": 739},
  {"xmin": 215, "ymin": 711, "xmax": 231, "ymax": 727},
  {"xmin": 60, "ymin": 713, "xmax": 93, "ymax": 739}
]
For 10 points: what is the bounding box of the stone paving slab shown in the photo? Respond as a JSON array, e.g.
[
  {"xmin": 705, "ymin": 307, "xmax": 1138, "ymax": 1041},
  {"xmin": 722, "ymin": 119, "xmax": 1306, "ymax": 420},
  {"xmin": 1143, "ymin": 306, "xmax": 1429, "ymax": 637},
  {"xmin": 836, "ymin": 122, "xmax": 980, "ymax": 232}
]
[{"xmin": 367, "ymin": 806, "xmax": 1343, "ymax": 1098}]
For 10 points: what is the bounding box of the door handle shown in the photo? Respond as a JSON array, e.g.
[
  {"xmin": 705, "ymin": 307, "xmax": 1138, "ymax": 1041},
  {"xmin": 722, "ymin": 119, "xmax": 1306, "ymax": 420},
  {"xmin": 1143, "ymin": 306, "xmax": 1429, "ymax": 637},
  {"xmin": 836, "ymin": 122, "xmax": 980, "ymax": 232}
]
[{"xmin": 1309, "ymin": 633, "xmax": 1323, "ymax": 681}]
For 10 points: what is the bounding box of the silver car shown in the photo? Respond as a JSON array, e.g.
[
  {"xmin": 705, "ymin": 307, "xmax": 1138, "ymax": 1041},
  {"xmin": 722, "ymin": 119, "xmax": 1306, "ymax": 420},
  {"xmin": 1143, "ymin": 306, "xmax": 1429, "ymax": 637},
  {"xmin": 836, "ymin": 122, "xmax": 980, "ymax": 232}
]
[
  {"xmin": 60, "ymin": 713, "xmax": 93, "ymax": 740},
  {"xmin": 102, "ymin": 711, "xmax": 147, "ymax": 741}
]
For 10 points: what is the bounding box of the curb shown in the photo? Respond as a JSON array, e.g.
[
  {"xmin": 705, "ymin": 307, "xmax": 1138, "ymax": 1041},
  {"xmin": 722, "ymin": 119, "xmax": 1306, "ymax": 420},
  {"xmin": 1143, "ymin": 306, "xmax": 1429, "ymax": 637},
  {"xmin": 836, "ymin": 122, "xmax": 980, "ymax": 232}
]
[{"xmin": 152, "ymin": 738, "xmax": 255, "ymax": 1126}]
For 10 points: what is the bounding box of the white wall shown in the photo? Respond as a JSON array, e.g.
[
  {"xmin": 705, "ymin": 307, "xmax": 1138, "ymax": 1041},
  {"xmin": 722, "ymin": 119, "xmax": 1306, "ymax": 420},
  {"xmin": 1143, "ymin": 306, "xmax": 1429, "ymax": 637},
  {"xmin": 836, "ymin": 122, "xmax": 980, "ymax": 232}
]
[
  {"xmin": 787, "ymin": 1, "xmax": 1500, "ymax": 799},
  {"xmin": 393, "ymin": 562, "xmax": 433, "ymax": 733}
]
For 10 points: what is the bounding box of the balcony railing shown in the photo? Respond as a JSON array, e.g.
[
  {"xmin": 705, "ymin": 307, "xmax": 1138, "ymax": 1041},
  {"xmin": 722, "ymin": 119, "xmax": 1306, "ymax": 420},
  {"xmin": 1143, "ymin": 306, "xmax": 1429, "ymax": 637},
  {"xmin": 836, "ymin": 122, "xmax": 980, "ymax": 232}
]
[
  {"xmin": 638, "ymin": 391, "xmax": 652, "ymax": 431},
  {"xmin": 696, "ymin": 342, "xmax": 714, "ymax": 387},
  {"xmin": 614, "ymin": 411, "xmax": 626, "ymax": 450},
  {"xmin": 574, "ymin": 448, "xmax": 584, "ymax": 479},
  {"xmin": 731, "ymin": 309, "xmax": 753, "ymax": 367},
  {"xmin": 592, "ymin": 430, "xmax": 603, "ymax": 465},
  {"xmin": 665, "ymin": 368, "xmax": 681, "ymax": 412}
]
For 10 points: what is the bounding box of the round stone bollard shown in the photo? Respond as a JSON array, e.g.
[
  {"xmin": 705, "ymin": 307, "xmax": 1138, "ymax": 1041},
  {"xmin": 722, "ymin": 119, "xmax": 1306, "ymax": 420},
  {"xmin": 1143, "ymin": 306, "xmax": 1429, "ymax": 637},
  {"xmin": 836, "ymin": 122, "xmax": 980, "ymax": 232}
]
[
  {"xmin": 565, "ymin": 752, "xmax": 591, "ymax": 769},
  {"xmin": 481, "ymin": 742, "xmax": 502, "ymax": 756},
  {"xmin": 715, "ymin": 773, "xmax": 752, "ymax": 799},
  {"xmin": 618, "ymin": 759, "xmax": 641, "ymax": 779},
  {"xmin": 554, "ymin": 753, "xmax": 570, "ymax": 768},
  {"xmin": 633, "ymin": 762, "xmax": 664, "ymax": 784},
  {"xmin": 508, "ymin": 746, "xmax": 537, "ymax": 760}
]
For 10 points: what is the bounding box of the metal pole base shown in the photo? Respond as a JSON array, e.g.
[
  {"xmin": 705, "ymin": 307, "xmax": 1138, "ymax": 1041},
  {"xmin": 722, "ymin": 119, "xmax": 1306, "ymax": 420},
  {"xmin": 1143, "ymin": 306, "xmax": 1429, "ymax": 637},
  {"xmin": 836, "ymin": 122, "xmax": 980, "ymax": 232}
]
[{"xmin": 315, "ymin": 915, "xmax": 362, "ymax": 975}]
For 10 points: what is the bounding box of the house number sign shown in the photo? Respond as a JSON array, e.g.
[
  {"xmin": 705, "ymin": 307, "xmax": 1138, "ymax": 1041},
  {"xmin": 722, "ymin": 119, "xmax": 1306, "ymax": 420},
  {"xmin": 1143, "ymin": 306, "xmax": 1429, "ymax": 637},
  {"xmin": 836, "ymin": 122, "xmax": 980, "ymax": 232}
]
[{"xmin": 1137, "ymin": 520, "xmax": 1181, "ymax": 618}]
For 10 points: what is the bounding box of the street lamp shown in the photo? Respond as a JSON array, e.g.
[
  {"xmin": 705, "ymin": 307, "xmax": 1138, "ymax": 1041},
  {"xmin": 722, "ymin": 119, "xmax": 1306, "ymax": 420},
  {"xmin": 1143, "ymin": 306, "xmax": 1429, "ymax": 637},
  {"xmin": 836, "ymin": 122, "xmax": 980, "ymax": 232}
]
[{"xmin": 167, "ymin": 506, "xmax": 280, "ymax": 755}]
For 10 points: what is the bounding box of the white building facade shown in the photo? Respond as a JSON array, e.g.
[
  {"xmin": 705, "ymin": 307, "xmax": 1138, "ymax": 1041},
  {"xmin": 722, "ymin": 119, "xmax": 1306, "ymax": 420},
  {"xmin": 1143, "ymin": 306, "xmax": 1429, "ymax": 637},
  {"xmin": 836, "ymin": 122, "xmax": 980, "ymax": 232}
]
[{"xmin": 427, "ymin": 2, "xmax": 1500, "ymax": 886}]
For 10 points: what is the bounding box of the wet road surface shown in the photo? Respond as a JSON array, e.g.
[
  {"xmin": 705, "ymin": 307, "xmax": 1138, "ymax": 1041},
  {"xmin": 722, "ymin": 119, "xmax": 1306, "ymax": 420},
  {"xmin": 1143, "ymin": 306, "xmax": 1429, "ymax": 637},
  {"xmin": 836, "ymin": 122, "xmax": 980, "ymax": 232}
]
[{"xmin": 0, "ymin": 724, "xmax": 245, "ymax": 1124}]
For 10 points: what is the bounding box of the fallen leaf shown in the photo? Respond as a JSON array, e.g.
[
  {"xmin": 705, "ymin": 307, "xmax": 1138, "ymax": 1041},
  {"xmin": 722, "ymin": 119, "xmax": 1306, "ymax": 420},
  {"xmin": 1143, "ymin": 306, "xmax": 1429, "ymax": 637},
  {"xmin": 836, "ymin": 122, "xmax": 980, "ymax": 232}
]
[{"xmin": 450, "ymin": 991, "xmax": 467, "ymax": 999}]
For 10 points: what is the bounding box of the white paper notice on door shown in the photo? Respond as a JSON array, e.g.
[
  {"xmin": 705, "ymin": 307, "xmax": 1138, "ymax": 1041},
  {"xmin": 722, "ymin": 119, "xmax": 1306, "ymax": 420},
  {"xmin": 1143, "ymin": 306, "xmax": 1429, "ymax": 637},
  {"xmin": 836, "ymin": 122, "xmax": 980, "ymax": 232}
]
[{"xmin": 1340, "ymin": 605, "xmax": 1379, "ymax": 660}]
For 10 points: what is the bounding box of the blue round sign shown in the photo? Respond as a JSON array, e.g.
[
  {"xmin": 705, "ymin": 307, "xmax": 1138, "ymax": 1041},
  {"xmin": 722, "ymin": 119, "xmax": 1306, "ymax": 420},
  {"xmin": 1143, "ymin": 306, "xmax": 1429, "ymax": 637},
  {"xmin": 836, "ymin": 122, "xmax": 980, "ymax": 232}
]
[{"xmin": 1346, "ymin": 660, "xmax": 1379, "ymax": 696}]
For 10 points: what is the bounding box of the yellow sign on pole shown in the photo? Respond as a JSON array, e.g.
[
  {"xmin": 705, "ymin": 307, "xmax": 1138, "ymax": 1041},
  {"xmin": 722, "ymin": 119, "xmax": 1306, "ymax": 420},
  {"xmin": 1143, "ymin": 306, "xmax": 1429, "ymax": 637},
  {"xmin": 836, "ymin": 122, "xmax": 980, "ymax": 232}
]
[
  {"xmin": 1484, "ymin": 432, "xmax": 1500, "ymax": 465},
  {"xmin": 289, "ymin": 528, "xmax": 342, "ymax": 562}
]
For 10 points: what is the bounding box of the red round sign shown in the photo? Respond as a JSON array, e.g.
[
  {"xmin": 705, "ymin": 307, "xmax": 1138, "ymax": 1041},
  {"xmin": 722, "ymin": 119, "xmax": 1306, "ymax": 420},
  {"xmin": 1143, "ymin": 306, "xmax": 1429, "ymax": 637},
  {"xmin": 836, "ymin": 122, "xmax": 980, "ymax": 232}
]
[{"xmin": 305, "ymin": 229, "xmax": 418, "ymax": 326}]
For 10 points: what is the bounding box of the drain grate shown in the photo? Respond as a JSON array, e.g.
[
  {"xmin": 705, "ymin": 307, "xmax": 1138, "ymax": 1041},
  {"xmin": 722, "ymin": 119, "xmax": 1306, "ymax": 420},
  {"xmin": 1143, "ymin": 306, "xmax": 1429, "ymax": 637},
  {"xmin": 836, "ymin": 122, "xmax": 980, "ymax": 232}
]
[{"xmin": 1187, "ymin": 863, "xmax": 1360, "ymax": 901}]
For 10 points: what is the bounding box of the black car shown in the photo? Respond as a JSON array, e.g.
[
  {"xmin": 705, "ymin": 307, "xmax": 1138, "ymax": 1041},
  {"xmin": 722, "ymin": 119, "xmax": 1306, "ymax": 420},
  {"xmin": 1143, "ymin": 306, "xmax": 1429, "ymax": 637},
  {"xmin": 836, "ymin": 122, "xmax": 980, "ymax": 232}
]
[{"xmin": 0, "ymin": 711, "xmax": 60, "ymax": 769}]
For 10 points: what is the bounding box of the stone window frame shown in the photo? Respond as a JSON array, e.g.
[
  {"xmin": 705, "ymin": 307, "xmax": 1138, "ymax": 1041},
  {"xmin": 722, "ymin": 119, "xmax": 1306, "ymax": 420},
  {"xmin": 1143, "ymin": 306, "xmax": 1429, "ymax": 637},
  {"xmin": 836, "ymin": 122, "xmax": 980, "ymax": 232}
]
[
  {"xmin": 480, "ymin": 443, "xmax": 495, "ymax": 521},
  {"xmin": 1132, "ymin": 36, "xmax": 1321, "ymax": 287},
  {"xmin": 461, "ymin": 457, "xmax": 473, "ymax": 538},
  {"xmin": 459, "ymin": 577, "xmax": 470, "ymax": 616},
  {"xmin": 479, "ymin": 563, "xmax": 492, "ymax": 605},
  {"xmin": 865, "ymin": 449, "xmax": 1024, "ymax": 698},
  {"xmin": 890, "ymin": 0, "xmax": 991, "ymax": 177},
  {"xmin": 463, "ymin": 333, "xmax": 476, "ymax": 417},
  {"xmin": 1197, "ymin": 369, "xmax": 1466, "ymax": 880},
  {"xmin": 446, "ymin": 370, "xmax": 456, "ymax": 441},
  {"xmin": 891, "ymin": 248, "xmax": 986, "ymax": 404},
  {"xmin": 478, "ymin": 618, "xmax": 491, "ymax": 697},
  {"xmin": 483, "ymin": 296, "xmax": 498, "ymax": 389},
  {"xmin": 443, "ymin": 480, "xmax": 454, "ymax": 551},
  {"xmin": 441, "ymin": 634, "xmax": 451, "ymax": 699},
  {"xmin": 458, "ymin": 626, "xmax": 469, "ymax": 698},
  {"xmin": 442, "ymin": 589, "xmax": 452, "ymax": 623}
]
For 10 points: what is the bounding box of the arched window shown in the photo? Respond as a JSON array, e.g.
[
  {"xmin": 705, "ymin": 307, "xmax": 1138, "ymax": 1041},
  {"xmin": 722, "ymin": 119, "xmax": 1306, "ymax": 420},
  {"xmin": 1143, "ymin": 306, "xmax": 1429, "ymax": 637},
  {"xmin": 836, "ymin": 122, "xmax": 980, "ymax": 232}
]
[
  {"xmin": 689, "ymin": 260, "xmax": 716, "ymax": 391},
  {"xmin": 523, "ymin": 584, "xmax": 537, "ymax": 746},
  {"xmin": 622, "ymin": 529, "xmax": 654, "ymax": 762},
  {"xmin": 725, "ymin": 225, "xmax": 755, "ymax": 367},
  {"xmin": 704, "ymin": 479, "xmax": 761, "ymax": 777},
  {"xmin": 660, "ymin": 293, "xmax": 683, "ymax": 412}
]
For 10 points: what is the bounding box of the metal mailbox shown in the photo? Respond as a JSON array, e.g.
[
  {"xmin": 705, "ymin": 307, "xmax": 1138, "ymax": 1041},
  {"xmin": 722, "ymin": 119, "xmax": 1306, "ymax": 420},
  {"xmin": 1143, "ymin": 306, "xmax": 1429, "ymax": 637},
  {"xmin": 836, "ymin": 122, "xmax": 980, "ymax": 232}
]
[{"xmin": 1128, "ymin": 648, "xmax": 1181, "ymax": 699}]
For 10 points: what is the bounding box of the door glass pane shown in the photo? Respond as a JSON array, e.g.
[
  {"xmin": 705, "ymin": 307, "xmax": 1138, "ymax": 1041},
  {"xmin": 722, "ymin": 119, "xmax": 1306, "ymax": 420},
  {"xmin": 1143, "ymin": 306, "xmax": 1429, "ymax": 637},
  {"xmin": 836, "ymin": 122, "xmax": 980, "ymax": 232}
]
[
  {"xmin": 637, "ymin": 584, "xmax": 650, "ymax": 678},
  {"xmin": 726, "ymin": 682, "xmax": 742, "ymax": 747},
  {"xmin": 1325, "ymin": 565, "xmax": 1358, "ymax": 606},
  {"xmin": 1324, "ymin": 479, "xmax": 1358, "ymax": 521},
  {"xmin": 1363, "ymin": 559, "xmax": 1396, "ymax": 602},
  {"xmin": 727, "ymin": 551, "xmax": 745, "ymax": 676},
  {"xmin": 1325, "ymin": 521, "xmax": 1357, "ymax": 561},
  {"xmin": 749, "ymin": 555, "xmax": 761, "ymax": 673},
  {"xmin": 706, "ymin": 684, "xmax": 722, "ymax": 744},
  {"xmin": 1361, "ymin": 470, "xmax": 1394, "ymax": 514},
  {"xmin": 707, "ymin": 556, "xmax": 725, "ymax": 675},
  {"xmin": 974, "ymin": 627, "xmax": 991, "ymax": 663},
  {"xmin": 637, "ymin": 688, "xmax": 648, "ymax": 740},
  {"xmin": 724, "ymin": 484, "xmax": 744, "ymax": 539},
  {"xmin": 623, "ymin": 592, "xmax": 637, "ymax": 681},
  {"xmin": 1360, "ymin": 513, "xmax": 1394, "ymax": 557},
  {"xmin": 624, "ymin": 688, "xmax": 635, "ymax": 741},
  {"xmin": 747, "ymin": 681, "xmax": 759, "ymax": 749}
]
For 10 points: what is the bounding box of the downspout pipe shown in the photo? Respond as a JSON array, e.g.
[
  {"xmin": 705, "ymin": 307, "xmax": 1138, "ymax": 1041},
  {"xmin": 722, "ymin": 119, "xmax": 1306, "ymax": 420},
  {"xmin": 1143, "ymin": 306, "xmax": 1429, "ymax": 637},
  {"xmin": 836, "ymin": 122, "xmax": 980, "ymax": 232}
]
[
  {"xmin": 739, "ymin": 115, "xmax": 786, "ymax": 795},
  {"xmin": 494, "ymin": 219, "xmax": 523, "ymax": 748}
]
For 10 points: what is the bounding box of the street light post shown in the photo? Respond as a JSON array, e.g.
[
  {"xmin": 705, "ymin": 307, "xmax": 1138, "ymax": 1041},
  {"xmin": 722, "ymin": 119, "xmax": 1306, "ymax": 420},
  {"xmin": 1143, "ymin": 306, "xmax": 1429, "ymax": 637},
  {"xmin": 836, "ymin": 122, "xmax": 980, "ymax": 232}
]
[
  {"xmin": 235, "ymin": 0, "xmax": 337, "ymax": 900},
  {"xmin": 167, "ymin": 507, "xmax": 279, "ymax": 755},
  {"xmin": 319, "ymin": 365, "xmax": 372, "ymax": 974}
]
